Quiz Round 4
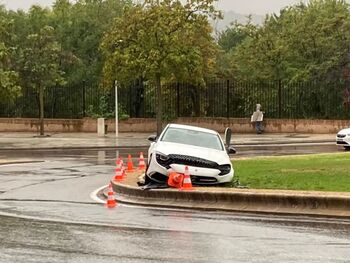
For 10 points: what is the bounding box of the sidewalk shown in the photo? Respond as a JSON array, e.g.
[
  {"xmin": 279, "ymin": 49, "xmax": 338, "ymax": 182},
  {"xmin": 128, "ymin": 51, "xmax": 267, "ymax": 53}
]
[{"xmin": 0, "ymin": 132, "xmax": 335, "ymax": 150}]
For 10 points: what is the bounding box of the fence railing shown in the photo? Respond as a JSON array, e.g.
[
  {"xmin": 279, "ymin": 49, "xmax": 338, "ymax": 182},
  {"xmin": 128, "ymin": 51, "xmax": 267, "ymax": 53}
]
[{"xmin": 1, "ymin": 80, "xmax": 350, "ymax": 120}]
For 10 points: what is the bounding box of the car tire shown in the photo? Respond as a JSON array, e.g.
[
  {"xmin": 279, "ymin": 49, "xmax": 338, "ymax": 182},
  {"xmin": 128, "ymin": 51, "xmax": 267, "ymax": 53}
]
[
  {"xmin": 344, "ymin": 146, "xmax": 350, "ymax": 151},
  {"xmin": 144, "ymin": 173, "xmax": 151, "ymax": 184}
]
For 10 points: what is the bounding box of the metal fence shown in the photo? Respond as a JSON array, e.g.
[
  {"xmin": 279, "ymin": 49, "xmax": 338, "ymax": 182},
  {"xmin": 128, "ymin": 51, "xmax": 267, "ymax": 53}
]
[{"xmin": 1, "ymin": 80, "xmax": 350, "ymax": 120}]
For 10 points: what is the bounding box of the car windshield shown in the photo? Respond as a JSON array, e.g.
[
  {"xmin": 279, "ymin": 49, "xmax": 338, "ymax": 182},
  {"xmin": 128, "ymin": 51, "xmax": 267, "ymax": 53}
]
[{"xmin": 161, "ymin": 127, "xmax": 224, "ymax": 151}]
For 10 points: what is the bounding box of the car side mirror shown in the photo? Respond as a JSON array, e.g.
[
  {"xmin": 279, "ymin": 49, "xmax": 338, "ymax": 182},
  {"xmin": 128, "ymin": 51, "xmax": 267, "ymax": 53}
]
[
  {"xmin": 227, "ymin": 146, "xmax": 236, "ymax": 154},
  {"xmin": 147, "ymin": 135, "xmax": 157, "ymax": 142}
]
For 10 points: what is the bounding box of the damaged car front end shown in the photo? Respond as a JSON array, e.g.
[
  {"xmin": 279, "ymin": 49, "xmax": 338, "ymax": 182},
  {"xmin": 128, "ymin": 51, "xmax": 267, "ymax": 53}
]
[{"xmin": 145, "ymin": 124, "xmax": 235, "ymax": 185}]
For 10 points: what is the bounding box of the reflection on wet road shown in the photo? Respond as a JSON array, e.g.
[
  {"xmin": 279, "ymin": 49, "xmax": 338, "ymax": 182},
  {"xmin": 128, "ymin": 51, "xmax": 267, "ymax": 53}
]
[
  {"xmin": 1, "ymin": 202, "xmax": 350, "ymax": 263},
  {"xmin": 0, "ymin": 143, "xmax": 342, "ymax": 161},
  {"xmin": 0, "ymin": 147, "xmax": 349, "ymax": 262}
]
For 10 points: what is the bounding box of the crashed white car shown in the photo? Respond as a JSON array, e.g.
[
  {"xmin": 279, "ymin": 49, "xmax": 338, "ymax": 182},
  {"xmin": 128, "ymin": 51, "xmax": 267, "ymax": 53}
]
[
  {"xmin": 336, "ymin": 128, "xmax": 350, "ymax": 149},
  {"xmin": 145, "ymin": 124, "xmax": 236, "ymax": 185}
]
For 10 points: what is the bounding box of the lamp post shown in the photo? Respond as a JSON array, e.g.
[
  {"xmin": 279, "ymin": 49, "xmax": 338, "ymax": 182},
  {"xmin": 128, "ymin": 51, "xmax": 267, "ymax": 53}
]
[{"xmin": 113, "ymin": 40, "xmax": 123, "ymax": 137}]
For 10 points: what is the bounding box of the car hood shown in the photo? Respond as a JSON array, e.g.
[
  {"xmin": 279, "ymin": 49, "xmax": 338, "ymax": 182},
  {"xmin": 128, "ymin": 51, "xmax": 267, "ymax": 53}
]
[
  {"xmin": 154, "ymin": 141, "xmax": 230, "ymax": 165},
  {"xmin": 338, "ymin": 128, "xmax": 350, "ymax": 135}
]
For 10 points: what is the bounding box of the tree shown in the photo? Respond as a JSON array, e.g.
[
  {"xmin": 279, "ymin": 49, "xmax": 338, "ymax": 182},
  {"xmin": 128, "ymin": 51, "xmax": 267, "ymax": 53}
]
[
  {"xmin": 216, "ymin": 20, "xmax": 250, "ymax": 78},
  {"xmin": 229, "ymin": 16, "xmax": 289, "ymax": 82},
  {"xmin": 229, "ymin": 0, "xmax": 350, "ymax": 83},
  {"xmin": 21, "ymin": 6, "xmax": 65, "ymax": 135},
  {"xmin": 279, "ymin": 0, "xmax": 350, "ymax": 82},
  {"xmin": 52, "ymin": 0, "xmax": 131, "ymax": 92},
  {"xmin": 0, "ymin": 6, "xmax": 20, "ymax": 103},
  {"xmin": 218, "ymin": 21, "xmax": 249, "ymax": 53},
  {"xmin": 101, "ymin": 0, "xmax": 220, "ymax": 135}
]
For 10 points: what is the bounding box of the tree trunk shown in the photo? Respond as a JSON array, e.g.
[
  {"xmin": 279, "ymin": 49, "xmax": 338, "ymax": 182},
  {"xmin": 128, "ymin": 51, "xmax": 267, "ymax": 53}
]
[
  {"xmin": 39, "ymin": 86, "xmax": 45, "ymax": 136},
  {"xmin": 156, "ymin": 74, "xmax": 162, "ymax": 136}
]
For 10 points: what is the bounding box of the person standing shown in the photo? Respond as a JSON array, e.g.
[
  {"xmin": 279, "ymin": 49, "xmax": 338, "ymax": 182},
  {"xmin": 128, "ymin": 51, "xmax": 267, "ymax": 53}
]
[{"xmin": 251, "ymin": 104, "xmax": 264, "ymax": 134}]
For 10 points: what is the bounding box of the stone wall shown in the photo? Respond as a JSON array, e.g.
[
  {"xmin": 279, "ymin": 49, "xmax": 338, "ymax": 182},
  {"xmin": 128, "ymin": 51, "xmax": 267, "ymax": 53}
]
[{"xmin": 0, "ymin": 117, "xmax": 349, "ymax": 133}]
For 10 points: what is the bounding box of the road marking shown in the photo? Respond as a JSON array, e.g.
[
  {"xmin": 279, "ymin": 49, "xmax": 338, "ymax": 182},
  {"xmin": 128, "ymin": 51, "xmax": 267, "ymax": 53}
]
[
  {"xmin": 89, "ymin": 184, "xmax": 194, "ymax": 212},
  {"xmin": 0, "ymin": 160, "xmax": 45, "ymax": 166},
  {"xmin": 90, "ymin": 185, "xmax": 107, "ymax": 204}
]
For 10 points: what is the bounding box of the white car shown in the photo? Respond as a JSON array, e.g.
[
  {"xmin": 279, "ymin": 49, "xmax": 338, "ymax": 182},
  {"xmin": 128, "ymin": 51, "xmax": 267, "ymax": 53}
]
[
  {"xmin": 336, "ymin": 128, "xmax": 350, "ymax": 149},
  {"xmin": 145, "ymin": 124, "xmax": 236, "ymax": 185}
]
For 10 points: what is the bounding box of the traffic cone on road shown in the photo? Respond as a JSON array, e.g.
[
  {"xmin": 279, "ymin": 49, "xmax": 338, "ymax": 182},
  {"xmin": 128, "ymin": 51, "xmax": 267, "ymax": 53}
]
[
  {"xmin": 106, "ymin": 183, "xmax": 117, "ymax": 208},
  {"xmin": 120, "ymin": 157, "xmax": 126, "ymax": 177},
  {"xmin": 126, "ymin": 154, "xmax": 134, "ymax": 172},
  {"xmin": 181, "ymin": 166, "xmax": 193, "ymax": 190},
  {"xmin": 138, "ymin": 152, "xmax": 146, "ymax": 171},
  {"xmin": 114, "ymin": 159, "xmax": 123, "ymax": 182}
]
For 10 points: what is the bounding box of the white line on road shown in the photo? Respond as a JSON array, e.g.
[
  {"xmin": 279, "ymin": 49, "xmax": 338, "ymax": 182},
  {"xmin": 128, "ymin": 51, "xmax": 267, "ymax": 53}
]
[
  {"xmin": 90, "ymin": 185, "xmax": 107, "ymax": 204},
  {"xmin": 89, "ymin": 184, "xmax": 192, "ymax": 212}
]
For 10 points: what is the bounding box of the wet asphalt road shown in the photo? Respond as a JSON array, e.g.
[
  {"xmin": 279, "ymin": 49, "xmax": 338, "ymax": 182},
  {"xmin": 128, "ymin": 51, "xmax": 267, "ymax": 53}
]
[
  {"xmin": 0, "ymin": 146, "xmax": 349, "ymax": 262},
  {"xmin": 0, "ymin": 142, "xmax": 343, "ymax": 160}
]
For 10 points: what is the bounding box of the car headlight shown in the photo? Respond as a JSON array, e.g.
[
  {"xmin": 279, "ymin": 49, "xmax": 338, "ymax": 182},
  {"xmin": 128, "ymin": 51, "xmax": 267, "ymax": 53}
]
[
  {"xmin": 156, "ymin": 152, "xmax": 170, "ymax": 167},
  {"xmin": 218, "ymin": 164, "xmax": 232, "ymax": 175}
]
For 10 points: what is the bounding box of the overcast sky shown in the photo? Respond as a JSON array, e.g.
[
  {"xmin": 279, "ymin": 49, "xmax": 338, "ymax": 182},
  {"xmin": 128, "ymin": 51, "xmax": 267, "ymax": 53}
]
[
  {"xmin": 219, "ymin": 0, "xmax": 308, "ymax": 14},
  {"xmin": 1, "ymin": 0, "xmax": 310, "ymax": 15}
]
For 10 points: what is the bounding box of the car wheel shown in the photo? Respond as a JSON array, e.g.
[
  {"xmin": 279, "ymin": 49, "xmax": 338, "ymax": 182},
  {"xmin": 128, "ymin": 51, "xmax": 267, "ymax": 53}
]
[
  {"xmin": 144, "ymin": 173, "xmax": 151, "ymax": 184},
  {"xmin": 344, "ymin": 146, "xmax": 350, "ymax": 151}
]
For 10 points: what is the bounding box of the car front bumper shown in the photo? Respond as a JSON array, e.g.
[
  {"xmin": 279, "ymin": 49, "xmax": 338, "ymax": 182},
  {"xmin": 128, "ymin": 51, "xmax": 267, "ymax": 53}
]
[{"xmin": 146, "ymin": 154, "xmax": 234, "ymax": 185}]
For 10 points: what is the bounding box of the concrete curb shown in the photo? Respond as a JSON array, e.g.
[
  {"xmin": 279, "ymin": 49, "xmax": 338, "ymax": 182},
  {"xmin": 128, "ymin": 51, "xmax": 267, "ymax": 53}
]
[{"xmin": 110, "ymin": 180, "xmax": 350, "ymax": 218}]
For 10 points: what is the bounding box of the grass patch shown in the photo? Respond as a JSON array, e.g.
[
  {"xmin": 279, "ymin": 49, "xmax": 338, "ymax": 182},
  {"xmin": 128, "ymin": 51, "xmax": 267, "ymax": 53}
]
[{"xmin": 231, "ymin": 153, "xmax": 350, "ymax": 192}]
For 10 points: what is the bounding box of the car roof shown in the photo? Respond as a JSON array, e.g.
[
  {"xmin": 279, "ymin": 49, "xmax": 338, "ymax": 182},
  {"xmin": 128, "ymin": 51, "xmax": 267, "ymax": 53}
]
[{"xmin": 167, "ymin": 124, "xmax": 218, "ymax": 135}]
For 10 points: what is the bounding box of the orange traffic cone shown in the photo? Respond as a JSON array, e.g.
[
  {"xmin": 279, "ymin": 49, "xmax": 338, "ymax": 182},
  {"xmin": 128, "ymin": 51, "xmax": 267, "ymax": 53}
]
[
  {"xmin": 182, "ymin": 166, "xmax": 193, "ymax": 190},
  {"xmin": 114, "ymin": 158, "xmax": 123, "ymax": 181},
  {"xmin": 106, "ymin": 183, "xmax": 117, "ymax": 208},
  {"xmin": 126, "ymin": 154, "xmax": 134, "ymax": 172},
  {"xmin": 138, "ymin": 152, "xmax": 146, "ymax": 171},
  {"xmin": 120, "ymin": 157, "xmax": 126, "ymax": 177},
  {"xmin": 117, "ymin": 157, "xmax": 125, "ymax": 175},
  {"xmin": 168, "ymin": 172, "xmax": 184, "ymax": 189}
]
